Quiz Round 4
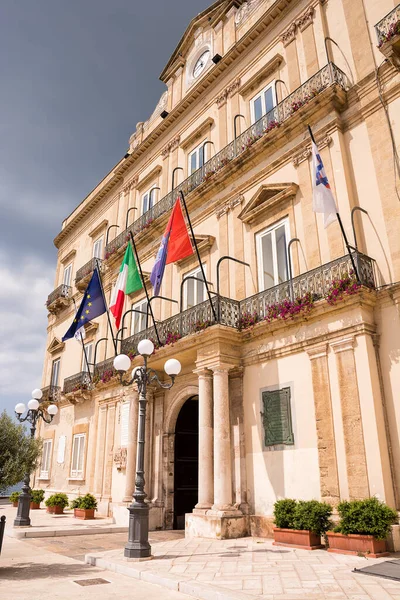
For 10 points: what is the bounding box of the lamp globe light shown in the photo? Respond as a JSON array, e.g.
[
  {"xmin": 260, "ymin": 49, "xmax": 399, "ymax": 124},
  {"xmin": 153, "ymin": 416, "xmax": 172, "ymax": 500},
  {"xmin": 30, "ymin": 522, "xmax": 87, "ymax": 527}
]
[
  {"xmin": 164, "ymin": 358, "xmax": 182, "ymax": 376},
  {"xmin": 27, "ymin": 399, "xmax": 40, "ymax": 411},
  {"xmin": 31, "ymin": 389, "xmax": 43, "ymax": 400},
  {"xmin": 47, "ymin": 404, "xmax": 58, "ymax": 416},
  {"xmin": 138, "ymin": 339, "xmax": 154, "ymax": 357},
  {"xmin": 15, "ymin": 403, "xmax": 26, "ymax": 414},
  {"xmin": 113, "ymin": 354, "xmax": 131, "ymax": 372}
]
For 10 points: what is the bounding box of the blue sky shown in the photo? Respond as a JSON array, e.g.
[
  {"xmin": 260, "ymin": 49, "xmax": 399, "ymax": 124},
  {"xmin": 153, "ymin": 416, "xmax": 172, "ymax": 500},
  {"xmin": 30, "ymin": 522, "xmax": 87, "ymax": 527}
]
[{"xmin": 0, "ymin": 0, "xmax": 212, "ymax": 414}]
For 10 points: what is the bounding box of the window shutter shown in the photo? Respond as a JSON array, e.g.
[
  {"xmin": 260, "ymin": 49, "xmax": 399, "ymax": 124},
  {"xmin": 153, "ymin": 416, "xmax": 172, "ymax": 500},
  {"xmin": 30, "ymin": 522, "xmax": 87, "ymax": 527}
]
[{"xmin": 261, "ymin": 387, "xmax": 294, "ymax": 446}]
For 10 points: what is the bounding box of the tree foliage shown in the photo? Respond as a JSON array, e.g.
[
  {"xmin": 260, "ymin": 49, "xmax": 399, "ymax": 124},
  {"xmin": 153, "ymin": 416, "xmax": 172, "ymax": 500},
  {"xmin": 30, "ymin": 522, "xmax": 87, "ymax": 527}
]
[{"xmin": 0, "ymin": 411, "xmax": 42, "ymax": 492}]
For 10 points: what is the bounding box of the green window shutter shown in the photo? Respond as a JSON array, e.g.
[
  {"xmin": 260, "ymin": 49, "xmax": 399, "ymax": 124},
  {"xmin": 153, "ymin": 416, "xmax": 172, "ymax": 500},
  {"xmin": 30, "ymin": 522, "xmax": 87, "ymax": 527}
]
[{"xmin": 261, "ymin": 387, "xmax": 294, "ymax": 446}]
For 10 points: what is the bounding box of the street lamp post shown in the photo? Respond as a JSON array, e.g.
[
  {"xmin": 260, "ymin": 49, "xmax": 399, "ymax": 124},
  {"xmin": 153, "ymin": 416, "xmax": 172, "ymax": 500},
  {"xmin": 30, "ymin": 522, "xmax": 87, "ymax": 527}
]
[
  {"xmin": 14, "ymin": 389, "xmax": 58, "ymax": 527},
  {"xmin": 114, "ymin": 339, "xmax": 181, "ymax": 559}
]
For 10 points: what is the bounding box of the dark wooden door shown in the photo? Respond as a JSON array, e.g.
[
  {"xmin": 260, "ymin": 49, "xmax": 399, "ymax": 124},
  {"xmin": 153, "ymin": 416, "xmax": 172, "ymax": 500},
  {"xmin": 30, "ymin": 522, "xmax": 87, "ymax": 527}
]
[{"xmin": 173, "ymin": 397, "xmax": 198, "ymax": 529}]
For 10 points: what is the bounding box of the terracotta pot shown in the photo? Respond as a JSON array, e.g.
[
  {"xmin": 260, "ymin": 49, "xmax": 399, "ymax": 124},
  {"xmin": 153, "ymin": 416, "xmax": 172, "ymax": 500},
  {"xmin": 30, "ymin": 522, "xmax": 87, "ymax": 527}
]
[
  {"xmin": 46, "ymin": 505, "xmax": 64, "ymax": 515},
  {"xmin": 327, "ymin": 532, "xmax": 389, "ymax": 558},
  {"xmin": 30, "ymin": 502, "xmax": 40, "ymax": 510},
  {"xmin": 74, "ymin": 508, "xmax": 95, "ymax": 520},
  {"xmin": 12, "ymin": 501, "xmax": 18, "ymax": 507},
  {"xmin": 273, "ymin": 527, "xmax": 323, "ymax": 550}
]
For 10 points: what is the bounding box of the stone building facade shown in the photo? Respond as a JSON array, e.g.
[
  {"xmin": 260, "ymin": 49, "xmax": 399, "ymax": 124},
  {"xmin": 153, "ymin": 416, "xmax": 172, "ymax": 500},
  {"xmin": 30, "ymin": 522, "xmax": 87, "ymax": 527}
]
[{"xmin": 35, "ymin": 0, "xmax": 400, "ymax": 538}]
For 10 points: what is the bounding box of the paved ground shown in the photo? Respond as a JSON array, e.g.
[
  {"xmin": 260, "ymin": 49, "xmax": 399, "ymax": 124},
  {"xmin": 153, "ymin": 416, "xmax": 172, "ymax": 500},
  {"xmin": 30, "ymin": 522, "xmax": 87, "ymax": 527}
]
[
  {"xmin": 87, "ymin": 535, "xmax": 400, "ymax": 600},
  {"xmin": 0, "ymin": 535, "xmax": 190, "ymax": 600}
]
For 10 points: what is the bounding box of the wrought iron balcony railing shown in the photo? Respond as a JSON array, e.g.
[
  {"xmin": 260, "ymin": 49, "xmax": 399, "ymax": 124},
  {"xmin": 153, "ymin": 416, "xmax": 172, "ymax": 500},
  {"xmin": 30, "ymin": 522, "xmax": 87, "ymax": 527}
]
[
  {"xmin": 375, "ymin": 4, "xmax": 400, "ymax": 46},
  {"xmin": 75, "ymin": 258, "xmax": 103, "ymax": 286},
  {"xmin": 105, "ymin": 63, "xmax": 350, "ymax": 260},
  {"xmin": 46, "ymin": 284, "xmax": 72, "ymax": 308},
  {"xmin": 64, "ymin": 251, "xmax": 374, "ymax": 393},
  {"xmin": 41, "ymin": 385, "xmax": 61, "ymax": 403},
  {"xmin": 63, "ymin": 371, "xmax": 92, "ymax": 395}
]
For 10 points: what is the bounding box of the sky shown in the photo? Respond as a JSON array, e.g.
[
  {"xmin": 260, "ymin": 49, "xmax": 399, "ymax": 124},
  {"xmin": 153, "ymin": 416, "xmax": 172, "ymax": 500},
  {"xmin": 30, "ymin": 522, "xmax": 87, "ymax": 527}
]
[{"xmin": 0, "ymin": 0, "xmax": 213, "ymax": 415}]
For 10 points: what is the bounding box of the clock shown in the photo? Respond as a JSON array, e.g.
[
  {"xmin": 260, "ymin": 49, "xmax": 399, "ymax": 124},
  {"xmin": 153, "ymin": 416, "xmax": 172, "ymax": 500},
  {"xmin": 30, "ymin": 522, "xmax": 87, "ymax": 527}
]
[{"xmin": 192, "ymin": 50, "xmax": 211, "ymax": 79}]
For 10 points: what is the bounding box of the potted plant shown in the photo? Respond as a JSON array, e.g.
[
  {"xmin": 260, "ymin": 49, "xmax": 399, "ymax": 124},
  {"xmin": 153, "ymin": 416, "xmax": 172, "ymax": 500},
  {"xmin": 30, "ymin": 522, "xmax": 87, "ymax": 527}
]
[
  {"xmin": 30, "ymin": 489, "xmax": 45, "ymax": 509},
  {"xmin": 9, "ymin": 491, "xmax": 20, "ymax": 507},
  {"xmin": 327, "ymin": 497, "xmax": 398, "ymax": 558},
  {"xmin": 70, "ymin": 493, "xmax": 97, "ymax": 520},
  {"xmin": 273, "ymin": 499, "xmax": 332, "ymax": 550},
  {"xmin": 45, "ymin": 493, "xmax": 69, "ymax": 515}
]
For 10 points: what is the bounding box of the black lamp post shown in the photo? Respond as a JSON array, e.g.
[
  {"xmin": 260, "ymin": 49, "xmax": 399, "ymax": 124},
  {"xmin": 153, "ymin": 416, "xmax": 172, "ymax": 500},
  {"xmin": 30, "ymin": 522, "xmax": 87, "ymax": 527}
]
[
  {"xmin": 113, "ymin": 340, "xmax": 181, "ymax": 559},
  {"xmin": 14, "ymin": 389, "xmax": 58, "ymax": 527}
]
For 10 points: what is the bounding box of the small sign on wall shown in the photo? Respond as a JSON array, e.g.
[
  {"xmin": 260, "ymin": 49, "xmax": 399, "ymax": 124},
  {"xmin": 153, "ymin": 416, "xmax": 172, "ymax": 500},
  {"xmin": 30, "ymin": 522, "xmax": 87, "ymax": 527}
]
[{"xmin": 57, "ymin": 435, "xmax": 66, "ymax": 464}]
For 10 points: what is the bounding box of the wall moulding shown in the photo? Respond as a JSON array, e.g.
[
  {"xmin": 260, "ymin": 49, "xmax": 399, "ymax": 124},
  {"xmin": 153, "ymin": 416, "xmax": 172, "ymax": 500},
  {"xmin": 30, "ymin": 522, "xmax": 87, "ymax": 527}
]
[
  {"xmin": 292, "ymin": 135, "xmax": 332, "ymax": 167},
  {"xmin": 281, "ymin": 23, "xmax": 296, "ymax": 47},
  {"xmin": 296, "ymin": 6, "xmax": 315, "ymax": 32},
  {"xmin": 161, "ymin": 135, "xmax": 181, "ymax": 158},
  {"xmin": 238, "ymin": 54, "xmax": 283, "ymax": 98}
]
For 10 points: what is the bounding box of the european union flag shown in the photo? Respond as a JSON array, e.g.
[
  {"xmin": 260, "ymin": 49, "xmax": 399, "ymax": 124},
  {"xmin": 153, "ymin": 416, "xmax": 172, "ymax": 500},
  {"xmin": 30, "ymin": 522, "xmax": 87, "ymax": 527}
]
[{"xmin": 62, "ymin": 269, "xmax": 107, "ymax": 341}]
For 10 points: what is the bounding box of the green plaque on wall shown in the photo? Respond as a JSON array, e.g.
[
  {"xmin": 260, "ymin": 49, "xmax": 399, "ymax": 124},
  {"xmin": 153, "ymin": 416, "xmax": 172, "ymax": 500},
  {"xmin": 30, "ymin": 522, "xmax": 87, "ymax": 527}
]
[{"xmin": 261, "ymin": 387, "xmax": 294, "ymax": 446}]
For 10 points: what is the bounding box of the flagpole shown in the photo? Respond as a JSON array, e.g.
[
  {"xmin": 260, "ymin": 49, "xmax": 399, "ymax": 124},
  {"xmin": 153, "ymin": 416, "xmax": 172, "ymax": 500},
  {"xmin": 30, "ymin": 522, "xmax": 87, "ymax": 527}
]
[
  {"xmin": 129, "ymin": 232, "xmax": 162, "ymax": 346},
  {"xmin": 72, "ymin": 298, "xmax": 92, "ymax": 381},
  {"xmin": 95, "ymin": 261, "xmax": 118, "ymax": 355},
  {"xmin": 179, "ymin": 191, "xmax": 217, "ymax": 322},
  {"xmin": 308, "ymin": 126, "xmax": 360, "ymax": 284}
]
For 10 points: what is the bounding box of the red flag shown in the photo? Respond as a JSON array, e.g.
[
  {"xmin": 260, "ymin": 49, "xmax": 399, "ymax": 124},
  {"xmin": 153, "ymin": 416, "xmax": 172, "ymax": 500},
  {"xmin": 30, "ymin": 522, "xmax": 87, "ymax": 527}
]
[{"xmin": 166, "ymin": 198, "xmax": 194, "ymax": 264}]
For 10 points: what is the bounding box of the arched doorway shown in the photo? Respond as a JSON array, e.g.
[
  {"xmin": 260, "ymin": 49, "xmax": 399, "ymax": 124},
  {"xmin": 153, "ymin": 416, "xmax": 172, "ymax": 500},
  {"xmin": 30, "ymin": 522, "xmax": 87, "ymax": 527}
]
[{"xmin": 173, "ymin": 396, "xmax": 198, "ymax": 529}]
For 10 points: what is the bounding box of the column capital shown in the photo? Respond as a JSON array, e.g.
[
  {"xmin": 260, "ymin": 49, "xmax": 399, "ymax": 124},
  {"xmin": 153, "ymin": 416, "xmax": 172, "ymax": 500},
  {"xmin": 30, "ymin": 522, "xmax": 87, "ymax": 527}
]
[
  {"xmin": 307, "ymin": 343, "xmax": 328, "ymax": 360},
  {"xmin": 193, "ymin": 367, "xmax": 213, "ymax": 379},
  {"xmin": 330, "ymin": 337, "xmax": 355, "ymax": 354}
]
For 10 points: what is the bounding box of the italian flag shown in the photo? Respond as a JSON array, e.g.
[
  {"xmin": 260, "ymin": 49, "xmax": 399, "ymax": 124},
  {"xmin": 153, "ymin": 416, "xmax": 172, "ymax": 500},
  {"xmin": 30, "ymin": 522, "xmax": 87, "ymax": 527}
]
[{"xmin": 110, "ymin": 242, "xmax": 143, "ymax": 328}]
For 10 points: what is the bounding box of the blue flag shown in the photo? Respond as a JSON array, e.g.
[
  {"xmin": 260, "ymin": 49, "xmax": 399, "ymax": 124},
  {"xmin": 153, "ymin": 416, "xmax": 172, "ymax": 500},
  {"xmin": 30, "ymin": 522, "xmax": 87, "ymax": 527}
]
[{"xmin": 62, "ymin": 269, "xmax": 106, "ymax": 341}]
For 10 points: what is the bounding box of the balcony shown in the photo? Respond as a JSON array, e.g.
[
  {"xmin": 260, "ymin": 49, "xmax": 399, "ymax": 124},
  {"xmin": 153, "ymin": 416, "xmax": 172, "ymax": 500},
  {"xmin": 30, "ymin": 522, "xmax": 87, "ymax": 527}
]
[
  {"xmin": 46, "ymin": 284, "xmax": 72, "ymax": 314},
  {"xmin": 93, "ymin": 357, "xmax": 116, "ymax": 386},
  {"xmin": 105, "ymin": 63, "xmax": 350, "ymax": 261},
  {"xmin": 41, "ymin": 385, "xmax": 61, "ymax": 403},
  {"xmin": 376, "ymin": 4, "xmax": 400, "ymax": 67},
  {"xmin": 75, "ymin": 258, "xmax": 103, "ymax": 292},
  {"xmin": 63, "ymin": 371, "xmax": 92, "ymax": 398},
  {"xmin": 120, "ymin": 251, "xmax": 374, "ymax": 355}
]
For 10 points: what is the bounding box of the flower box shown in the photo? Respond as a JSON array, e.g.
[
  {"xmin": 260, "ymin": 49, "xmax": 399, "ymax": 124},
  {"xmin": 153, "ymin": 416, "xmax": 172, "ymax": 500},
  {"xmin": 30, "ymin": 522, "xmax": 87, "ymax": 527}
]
[
  {"xmin": 46, "ymin": 505, "xmax": 64, "ymax": 515},
  {"xmin": 74, "ymin": 508, "xmax": 95, "ymax": 520},
  {"xmin": 273, "ymin": 527, "xmax": 323, "ymax": 550},
  {"xmin": 327, "ymin": 532, "xmax": 389, "ymax": 558}
]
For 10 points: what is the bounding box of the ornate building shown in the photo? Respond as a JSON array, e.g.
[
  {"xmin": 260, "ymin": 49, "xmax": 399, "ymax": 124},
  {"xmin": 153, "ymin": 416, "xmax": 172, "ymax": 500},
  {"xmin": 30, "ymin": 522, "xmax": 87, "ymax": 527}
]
[{"xmin": 36, "ymin": 0, "xmax": 400, "ymax": 539}]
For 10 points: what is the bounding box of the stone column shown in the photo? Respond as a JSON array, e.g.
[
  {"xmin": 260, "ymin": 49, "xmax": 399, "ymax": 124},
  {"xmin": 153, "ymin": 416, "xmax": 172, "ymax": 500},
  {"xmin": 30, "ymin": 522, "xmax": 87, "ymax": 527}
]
[
  {"xmin": 195, "ymin": 369, "xmax": 214, "ymax": 510},
  {"xmin": 297, "ymin": 8, "xmax": 318, "ymax": 78},
  {"xmin": 331, "ymin": 338, "xmax": 370, "ymax": 499},
  {"xmin": 94, "ymin": 404, "xmax": 107, "ymax": 497},
  {"xmin": 102, "ymin": 401, "xmax": 117, "ymax": 500},
  {"xmin": 307, "ymin": 344, "xmax": 340, "ymax": 505},
  {"xmin": 151, "ymin": 391, "xmax": 165, "ymax": 506},
  {"xmin": 123, "ymin": 391, "xmax": 139, "ymax": 502},
  {"xmin": 212, "ymin": 366, "xmax": 233, "ymax": 511},
  {"xmin": 229, "ymin": 368, "xmax": 248, "ymax": 512},
  {"xmin": 282, "ymin": 26, "xmax": 300, "ymax": 91}
]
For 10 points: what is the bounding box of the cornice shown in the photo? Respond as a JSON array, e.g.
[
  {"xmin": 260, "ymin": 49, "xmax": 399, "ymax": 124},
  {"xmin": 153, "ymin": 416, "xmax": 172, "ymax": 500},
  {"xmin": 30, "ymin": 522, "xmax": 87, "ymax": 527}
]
[
  {"xmin": 238, "ymin": 54, "xmax": 283, "ymax": 98},
  {"xmin": 137, "ymin": 164, "xmax": 163, "ymax": 191},
  {"xmin": 180, "ymin": 118, "xmax": 214, "ymax": 150}
]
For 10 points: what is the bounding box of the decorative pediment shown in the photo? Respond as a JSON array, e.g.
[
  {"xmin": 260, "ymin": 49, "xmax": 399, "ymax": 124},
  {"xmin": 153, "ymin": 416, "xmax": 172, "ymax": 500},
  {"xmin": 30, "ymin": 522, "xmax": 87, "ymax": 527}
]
[
  {"xmin": 89, "ymin": 219, "xmax": 108, "ymax": 239},
  {"xmin": 238, "ymin": 54, "xmax": 283, "ymax": 98},
  {"xmin": 181, "ymin": 118, "xmax": 214, "ymax": 150},
  {"xmin": 47, "ymin": 338, "xmax": 65, "ymax": 354},
  {"xmin": 84, "ymin": 321, "xmax": 99, "ymax": 338},
  {"xmin": 176, "ymin": 235, "xmax": 216, "ymax": 268},
  {"xmin": 238, "ymin": 183, "xmax": 298, "ymax": 224}
]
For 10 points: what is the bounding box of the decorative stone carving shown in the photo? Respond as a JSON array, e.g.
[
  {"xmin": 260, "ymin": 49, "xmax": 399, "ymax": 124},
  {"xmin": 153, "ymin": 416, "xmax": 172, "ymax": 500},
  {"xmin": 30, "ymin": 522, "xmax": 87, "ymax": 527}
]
[
  {"xmin": 296, "ymin": 6, "xmax": 315, "ymax": 32},
  {"xmin": 216, "ymin": 78, "xmax": 241, "ymax": 108},
  {"xmin": 161, "ymin": 135, "xmax": 181, "ymax": 158},
  {"xmin": 281, "ymin": 23, "xmax": 297, "ymax": 47},
  {"xmin": 216, "ymin": 195, "xmax": 244, "ymax": 219},
  {"xmin": 292, "ymin": 136, "xmax": 332, "ymax": 167},
  {"xmin": 123, "ymin": 176, "xmax": 138, "ymax": 194},
  {"xmin": 216, "ymin": 89, "xmax": 229, "ymax": 108},
  {"xmin": 114, "ymin": 447, "xmax": 127, "ymax": 471}
]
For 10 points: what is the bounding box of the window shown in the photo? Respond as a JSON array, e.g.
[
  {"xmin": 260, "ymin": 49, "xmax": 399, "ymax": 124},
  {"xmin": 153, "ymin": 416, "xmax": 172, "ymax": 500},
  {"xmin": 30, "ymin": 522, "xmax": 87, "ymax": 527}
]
[
  {"xmin": 51, "ymin": 359, "xmax": 60, "ymax": 387},
  {"xmin": 70, "ymin": 433, "xmax": 85, "ymax": 479},
  {"xmin": 63, "ymin": 264, "xmax": 72, "ymax": 287},
  {"xmin": 93, "ymin": 237, "xmax": 103, "ymax": 259},
  {"xmin": 142, "ymin": 186, "xmax": 158, "ymax": 215},
  {"xmin": 183, "ymin": 266, "xmax": 206, "ymax": 310},
  {"xmin": 188, "ymin": 141, "xmax": 206, "ymax": 175},
  {"xmin": 250, "ymin": 82, "xmax": 276, "ymax": 124},
  {"xmin": 40, "ymin": 439, "xmax": 53, "ymax": 479},
  {"xmin": 261, "ymin": 387, "xmax": 294, "ymax": 447},
  {"xmin": 131, "ymin": 300, "xmax": 148, "ymax": 335},
  {"xmin": 256, "ymin": 219, "xmax": 289, "ymax": 291},
  {"xmin": 81, "ymin": 342, "xmax": 93, "ymax": 373}
]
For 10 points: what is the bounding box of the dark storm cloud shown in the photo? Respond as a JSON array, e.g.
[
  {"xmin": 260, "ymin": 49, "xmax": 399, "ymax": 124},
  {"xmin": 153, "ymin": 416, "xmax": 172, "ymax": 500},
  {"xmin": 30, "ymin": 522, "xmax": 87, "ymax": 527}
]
[{"xmin": 0, "ymin": 0, "xmax": 212, "ymax": 412}]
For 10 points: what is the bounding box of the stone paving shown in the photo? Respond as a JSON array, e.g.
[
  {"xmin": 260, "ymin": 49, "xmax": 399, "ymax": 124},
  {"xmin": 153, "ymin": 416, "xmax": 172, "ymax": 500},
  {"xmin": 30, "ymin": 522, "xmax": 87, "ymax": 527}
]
[{"xmin": 86, "ymin": 535, "xmax": 400, "ymax": 600}]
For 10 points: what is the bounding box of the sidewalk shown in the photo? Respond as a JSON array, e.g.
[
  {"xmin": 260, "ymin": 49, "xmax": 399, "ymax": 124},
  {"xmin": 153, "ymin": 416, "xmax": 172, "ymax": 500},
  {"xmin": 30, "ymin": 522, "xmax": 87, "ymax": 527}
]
[
  {"xmin": 86, "ymin": 535, "xmax": 400, "ymax": 600},
  {"xmin": 0, "ymin": 504, "xmax": 127, "ymax": 538},
  {"xmin": 0, "ymin": 536, "xmax": 189, "ymax": 600}
]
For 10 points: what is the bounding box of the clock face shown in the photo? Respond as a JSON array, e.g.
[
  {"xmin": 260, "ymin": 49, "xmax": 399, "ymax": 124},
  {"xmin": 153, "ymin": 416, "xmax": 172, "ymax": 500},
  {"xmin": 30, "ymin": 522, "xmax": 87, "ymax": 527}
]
[{"xmin": 192, "ymin": 50, "xmax": 210, "ymax": 79}]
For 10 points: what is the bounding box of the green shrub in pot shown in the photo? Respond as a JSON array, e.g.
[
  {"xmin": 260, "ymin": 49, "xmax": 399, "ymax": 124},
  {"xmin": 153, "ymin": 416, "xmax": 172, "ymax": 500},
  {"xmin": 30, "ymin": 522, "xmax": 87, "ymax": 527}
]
[
  {"xmin": 30, "ymin": 489, "xmax": 45, "ymax": 504},
  {"xmin": 293, "ymin": 500, "xmax": 333, "ymax": 535},
  {"xmin": 273, "ymin": 498, "xmax": 297, "ymax": 529},
  {"xmin": 45, "ymin": 493, "xmax": 69, "ymax": 509},
  {"xmin": 9, "ymin": 491, "xmax": 20, "ymax": 504},
  {"xmin": 334, "ymin": 497, "xmax": 398, "ymax": 540}
]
